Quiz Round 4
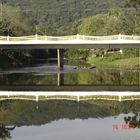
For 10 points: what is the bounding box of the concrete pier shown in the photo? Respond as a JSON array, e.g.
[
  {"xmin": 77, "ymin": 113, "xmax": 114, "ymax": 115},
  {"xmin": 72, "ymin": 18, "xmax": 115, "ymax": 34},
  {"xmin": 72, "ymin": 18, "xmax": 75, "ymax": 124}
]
[{"xmin": 57, "ymin": 49, "xmax": 64, "ymax": 70}]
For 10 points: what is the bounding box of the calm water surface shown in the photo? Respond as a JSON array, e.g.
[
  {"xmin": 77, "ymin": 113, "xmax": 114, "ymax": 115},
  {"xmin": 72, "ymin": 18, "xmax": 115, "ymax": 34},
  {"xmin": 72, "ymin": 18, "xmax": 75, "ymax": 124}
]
[
  {"xmin": 0, "ymin": 100, "xmax": 140, "ymax": 140},
  {"xmin": 0, "ymin": 62, "xmax": 139, "ymax": 89}
]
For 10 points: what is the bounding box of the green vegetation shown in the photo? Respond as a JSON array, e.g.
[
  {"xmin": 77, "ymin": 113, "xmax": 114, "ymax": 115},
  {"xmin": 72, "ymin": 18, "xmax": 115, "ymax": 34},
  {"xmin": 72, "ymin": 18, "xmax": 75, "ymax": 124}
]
[
  {"xmin": 65, "ymin": 49, "xmax": 90, "ymax": 60},
  {"xmin": 66, "ymin": 2, "xmax": 140, "ymax": 68},
  {"xmin": 0, "ymin": 69, "xmax": 139, "ymax": 86},
  {"xmin": 69, "ymin": 2, "xmax": 140, "ymax": 35},
  {"xmin": 0, "ymin": 49, "xmax": 49, "ymax": 67},
  {"xmin": 126, "ymin": 0, "xmax": 140, "ymax": 9},
  {"xmin": 0, "ymin": 99, "xmax": 140, "ymax": 126},
  {"xmin": 0, "ymin": 4, "xmax": 50, "ymax": 67},
  {"xmin": 66, "ymin": 47, "xmax": 140, "ymax": 69},
  {"xmin": 112, "ymin": 57, "xmax": 139, "ymax": 67},
  {"xmin": 2, "ymin": 0, "xmax": 124, "ymax": 28},
  {"xmin": 0, "ymin": 0, "xmax": 139, "ymax": 68},
  {"xmin": 88, "ymin": 49, "xmax": 139, "ymax": 69},
  {"xmin": 0, "ymin": 4, "xmax": 33, "ymax": 36},
  {"xmin": 88, "ymin": 57, "xmax": 139, "ymax": 68},
  {"xmin": 0, "ymin": 99, "xmax": 140, "ymax": 139},
  {"xmin": 0, "ymin": 0, "xmax": 139, "ymax": 36}
]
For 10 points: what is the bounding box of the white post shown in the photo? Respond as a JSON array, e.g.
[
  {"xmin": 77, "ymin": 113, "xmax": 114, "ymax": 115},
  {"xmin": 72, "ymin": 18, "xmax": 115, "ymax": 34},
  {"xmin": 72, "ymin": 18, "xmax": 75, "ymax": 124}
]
[
  {"xmin": 77, "ymin": 96, "xmax": 80, "ymax": 102},
  {"xmin": 7, "ymin": 35, "xmax": 10, "ymax": 41},
  {"xmin": 82, "ymin": 35, "xmax": 85, "ymax": 40},
  {"xmin": 35, "ymin": 34, "xmax": 38, "ymax": 40},
  {"xmin": 118, "ymin": 34, "xmax": 122, "ymax": 40},
  {"xmin": 57, "ymin": 49, "xmax": 64, "ymax": 70},
  {"xmin": 45, "ymin": 35, "xmax": 48, "ymax": 40},
  {"xmin": 77, "ymin": 34, "xmax": 80, "ymax": 40},
  {"xmin": 120, "ymin": 49, "xmax": 123, "ymax": 54},
  {"xmin": 122, "ymin": 34, "xmax": 124, "ymax": 40},
  {"xmin": 119, "ymin": 95, "xmax": 122, "ymax": 102},
  {"xmin": 132, "ymin": 35, "xmax": 134, "ymax": 40},
  {"xmin": 57, "ymin": 72, "xmax": 64, "ymax": 86},
  {"xmin": 8, "ymin": 94, "xmax": 10, "ymax": 98},
  {"xmin": 36, "ymin": 95, "xmax": 39, "ymax": 102}
]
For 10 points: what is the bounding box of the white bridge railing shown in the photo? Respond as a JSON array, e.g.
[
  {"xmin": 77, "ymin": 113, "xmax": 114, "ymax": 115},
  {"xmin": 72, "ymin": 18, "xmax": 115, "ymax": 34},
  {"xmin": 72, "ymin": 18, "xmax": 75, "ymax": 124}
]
[{"xmin": 0, "ymin": 34, "xmax": 140, "ymax": 41}]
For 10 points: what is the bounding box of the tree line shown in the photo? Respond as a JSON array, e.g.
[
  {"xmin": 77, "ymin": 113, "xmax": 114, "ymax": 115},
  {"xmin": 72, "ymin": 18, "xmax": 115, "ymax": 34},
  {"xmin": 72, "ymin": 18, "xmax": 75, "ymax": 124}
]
[{"xmin": 0, "ymin": 0, "xmax": 139, "ymax": 36}]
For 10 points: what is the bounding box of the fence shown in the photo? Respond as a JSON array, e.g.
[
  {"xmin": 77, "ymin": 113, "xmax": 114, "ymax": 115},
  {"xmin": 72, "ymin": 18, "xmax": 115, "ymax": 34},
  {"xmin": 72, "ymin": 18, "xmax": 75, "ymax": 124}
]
[{"xmin": 0, "ymin": 34, "xmax": 140, "ymax": 41}]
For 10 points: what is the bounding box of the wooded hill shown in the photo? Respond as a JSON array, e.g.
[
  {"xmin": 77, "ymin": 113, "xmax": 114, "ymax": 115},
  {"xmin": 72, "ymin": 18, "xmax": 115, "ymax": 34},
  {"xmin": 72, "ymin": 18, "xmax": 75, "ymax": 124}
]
[{"xmin": 0, "ymin": 0, "xmax": 125, "ymax": 26}]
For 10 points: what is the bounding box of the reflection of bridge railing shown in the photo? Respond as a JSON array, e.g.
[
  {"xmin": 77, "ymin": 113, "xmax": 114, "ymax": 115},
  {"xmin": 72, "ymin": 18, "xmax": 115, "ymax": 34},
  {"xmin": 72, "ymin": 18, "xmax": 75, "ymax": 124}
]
[
  {"xmin": 0, "ymin": 34, "xmax": 140, "ymax": 41},
  {"xmin": 0, "ymin": 91, "xmax": 140, "ymax": 102}
]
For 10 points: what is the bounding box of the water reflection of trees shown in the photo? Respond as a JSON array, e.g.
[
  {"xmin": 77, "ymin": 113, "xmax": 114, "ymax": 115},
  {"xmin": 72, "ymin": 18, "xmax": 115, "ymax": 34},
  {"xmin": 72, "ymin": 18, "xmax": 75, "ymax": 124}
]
[
  {"xmin": 0, "ymin": 99, "xmax": 139, "ymax": 140},
  {"xmin": 0, "ymin": 100, "xmax": 140, "ymax": 139},
  {"xmin": 124, "ymin": 113, "xmax": 140, "ymax": 128},
  {"xmin": 0, "ymin": 125, "xmax": 16, "ymax": 140},
  {"xmin": 0, "ymin": 69, "xmax": 139, "ymax": 86},
  {"xmin": 0, "ymin": 100, "xmax": 140, "ymax": 126}
]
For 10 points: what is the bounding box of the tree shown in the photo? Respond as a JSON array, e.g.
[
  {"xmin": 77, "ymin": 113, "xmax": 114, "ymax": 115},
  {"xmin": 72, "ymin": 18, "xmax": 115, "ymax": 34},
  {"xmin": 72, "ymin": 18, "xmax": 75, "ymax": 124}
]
[
  {"xmin": 73, "ymin": 12, "xmax": 123, "ymax": 36},
  {"xmin": 35, "ymin": 24, "xmax": 58, "ymax": 36},
  {"xmin": 70, "ymin": 7, "xmax": 140, "ymax": 36},
  {"xmin": 0, "ymin": 125, "xmax": 15, "ymax": 140},
  {"xmin": 126, "ymin": 0, "xmax": 140, "ymax": 9},
  {"xmin": 0, "ymin": 4, "xmax": 33, "ymax": 36}
]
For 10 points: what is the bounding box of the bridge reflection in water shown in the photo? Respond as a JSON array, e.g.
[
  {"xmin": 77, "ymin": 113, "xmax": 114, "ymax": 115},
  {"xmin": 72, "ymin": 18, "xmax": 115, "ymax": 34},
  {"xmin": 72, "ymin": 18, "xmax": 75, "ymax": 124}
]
[
  {"xmin": 0, "ymin": 85, "xmax": 140, "ymax": 91},
  {"xmin": 0, "ymin": 69, "xmax": 140, "ymax": 91}
]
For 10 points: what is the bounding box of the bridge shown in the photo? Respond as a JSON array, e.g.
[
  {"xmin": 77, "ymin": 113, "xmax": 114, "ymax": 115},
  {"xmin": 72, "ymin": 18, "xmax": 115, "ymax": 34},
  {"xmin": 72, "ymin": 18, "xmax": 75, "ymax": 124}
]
[
  {"xmin": 0, "ymin": 34, "xmax": 140, "ymax": 69},
  {"xmin": 0, "ymin": 34, "xmax": 140, "ymax": 49},
  {"xmin": 1, "ymin": 91, "xmax": 140, "ymax": 102}
]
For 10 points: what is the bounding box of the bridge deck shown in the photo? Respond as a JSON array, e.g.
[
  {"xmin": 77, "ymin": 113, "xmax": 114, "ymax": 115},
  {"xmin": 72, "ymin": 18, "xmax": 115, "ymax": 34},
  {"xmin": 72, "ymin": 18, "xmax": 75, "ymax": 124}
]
[
  {"xmin": 0, "ymin": 40, "xmax": 140, "ymax": 49},
  {"xmin": 0, "ymin": 85, "xmax": 140, "ymax": 91}
]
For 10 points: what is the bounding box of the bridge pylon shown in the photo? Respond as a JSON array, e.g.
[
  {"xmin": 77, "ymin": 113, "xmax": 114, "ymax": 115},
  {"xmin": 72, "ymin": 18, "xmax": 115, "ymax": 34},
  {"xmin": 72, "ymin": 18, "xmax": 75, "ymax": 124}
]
[{"xmin": 57, "ymin": 49, "xmax": 64, "ymax": 70}]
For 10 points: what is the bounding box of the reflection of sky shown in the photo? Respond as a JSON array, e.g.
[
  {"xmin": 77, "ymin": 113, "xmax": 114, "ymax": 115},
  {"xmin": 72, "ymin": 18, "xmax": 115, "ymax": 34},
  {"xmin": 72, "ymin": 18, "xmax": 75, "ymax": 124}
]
[{"xmin": 11, "ymin": 114, "xmax": 140, "ymax": 140}]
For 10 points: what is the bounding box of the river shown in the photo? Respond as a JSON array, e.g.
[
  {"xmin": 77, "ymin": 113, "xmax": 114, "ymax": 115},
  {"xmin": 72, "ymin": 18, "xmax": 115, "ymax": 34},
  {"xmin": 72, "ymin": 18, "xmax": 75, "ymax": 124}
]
[
  {"xmin": 0, "ymin": 60, "xmax": 139, "ymax": 91},
  {"xmin": 0, "ymin": 100, "xmax": 140, "ymax": 140},
  {"xmin": 0, "ymin": 61, "xmax": 140, "ymax": 140}
]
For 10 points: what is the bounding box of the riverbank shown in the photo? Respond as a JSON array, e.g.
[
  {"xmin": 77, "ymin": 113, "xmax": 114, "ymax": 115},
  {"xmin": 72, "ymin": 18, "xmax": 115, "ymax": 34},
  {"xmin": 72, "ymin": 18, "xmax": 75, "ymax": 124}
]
[{"xmin": 88, "ymin": 57, "xmax": 140, "ymax": 69}]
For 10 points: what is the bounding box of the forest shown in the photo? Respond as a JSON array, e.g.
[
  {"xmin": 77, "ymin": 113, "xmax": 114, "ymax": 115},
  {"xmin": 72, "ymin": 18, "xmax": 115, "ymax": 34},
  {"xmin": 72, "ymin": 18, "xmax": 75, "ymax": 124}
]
[{"xmin": 1, "ymin": 0, "xmax": 124, "ymax": 26}]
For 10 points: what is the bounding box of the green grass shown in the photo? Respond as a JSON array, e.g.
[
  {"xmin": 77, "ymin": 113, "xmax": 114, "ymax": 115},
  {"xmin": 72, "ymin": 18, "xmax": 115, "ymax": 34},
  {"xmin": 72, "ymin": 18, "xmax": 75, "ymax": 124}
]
[
  {"xmin": 88, "ymin": 57, "xmax": 113, "ymax": 67},
  {"xmin": 88, "ymin": 57, "xmax": 140, "ymax": 69},
  {"xmin": 113, "ymin": 57, "xmax": 139, "ymax": 66}
]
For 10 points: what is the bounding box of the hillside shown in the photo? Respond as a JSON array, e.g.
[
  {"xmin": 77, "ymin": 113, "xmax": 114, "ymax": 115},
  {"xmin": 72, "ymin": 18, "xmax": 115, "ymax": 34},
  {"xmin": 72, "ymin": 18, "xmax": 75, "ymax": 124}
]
[{"xmin": 0, "ymin": 0, "xmax": 125, "ymax": 26}]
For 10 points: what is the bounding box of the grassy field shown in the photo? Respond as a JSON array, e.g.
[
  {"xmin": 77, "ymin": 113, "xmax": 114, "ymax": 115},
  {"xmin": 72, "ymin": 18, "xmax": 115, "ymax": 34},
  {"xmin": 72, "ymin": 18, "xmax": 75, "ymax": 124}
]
[{"xmin": 88, "ymin": 57, "xmax": 140, "ymax": 69}]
